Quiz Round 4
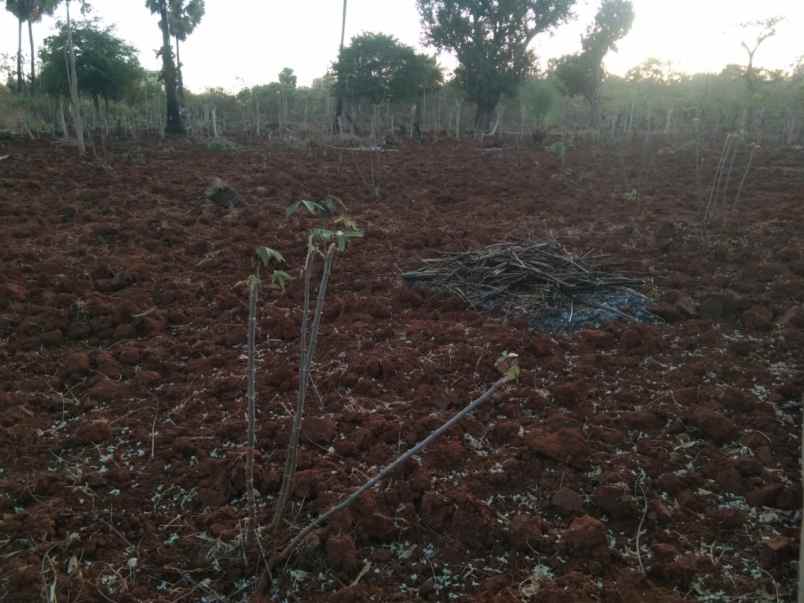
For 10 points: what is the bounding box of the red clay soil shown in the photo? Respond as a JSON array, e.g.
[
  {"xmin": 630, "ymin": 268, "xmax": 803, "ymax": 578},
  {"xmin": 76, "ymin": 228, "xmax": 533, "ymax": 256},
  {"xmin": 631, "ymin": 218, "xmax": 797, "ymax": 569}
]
[{"xmin": 0, "ymin": 136, "xmax": 801, "ymax": 602}]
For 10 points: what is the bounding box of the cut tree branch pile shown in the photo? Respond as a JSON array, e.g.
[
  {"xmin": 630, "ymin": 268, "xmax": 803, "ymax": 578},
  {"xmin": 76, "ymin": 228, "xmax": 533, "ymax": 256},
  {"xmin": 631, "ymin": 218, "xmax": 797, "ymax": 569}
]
[{"xmin": 402, "ymin": 240, "xmax": 647, "ymax": 326}]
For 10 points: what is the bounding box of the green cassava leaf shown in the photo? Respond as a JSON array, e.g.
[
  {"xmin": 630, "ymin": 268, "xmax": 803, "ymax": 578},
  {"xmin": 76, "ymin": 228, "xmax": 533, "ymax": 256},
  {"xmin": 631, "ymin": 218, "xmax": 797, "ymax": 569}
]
[
  {"xmin": 256, "ymin": 246, "xmax": 286, "ymax": 267},
  {"xmin": 287, "ymin": 199, "xmax": 331, "ymax": 218},
  {"xmin": 271, "ymin": 270, "xmax": 292, "ymax": 292},
  {"xmin": 309, "ymin": 228, "xmax": 334, "ymax": 243}
]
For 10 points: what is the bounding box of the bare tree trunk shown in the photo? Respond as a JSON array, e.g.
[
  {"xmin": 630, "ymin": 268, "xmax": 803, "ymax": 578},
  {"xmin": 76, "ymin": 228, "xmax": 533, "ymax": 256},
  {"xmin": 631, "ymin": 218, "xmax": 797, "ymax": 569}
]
[
  {"xmin": 422, "ymin": 90, "xmax": 427, "ymax": 132},
  {"xmin": 255, "ymin": 94, "xmax": 261, "ymax": 137},
  {"xmin": 65, "ymin": 0, "xmax": 85, "ymax": 155},
  {"xmin": 519, "ymin": 99, "xmax": 526, "ymax": 142},
  {"xmin": 627, "ymin": 99, "xmax": 635, "ymax": 135},
  {"xmin": 744, "ymin": 51, "xmax": 756, "ymax": 137},
  {"xmin": 103, "ymin": 97, "xmax": 112, "ymax": 139},
  {"xmin": 58, "ymin": 96, "xmax": 68, "ymax": 140},
  {"xmin": 211, "ymin": 106, "xmax": 219, "ymax": 138},
  {"xmin": 174, "ymin": 35, "xmax": 185, "ymax": 107},
  {"xmin": 16, "ymin": 18, "xmax": 23, "ymax": 93},
  {"xmin": 589, "ymin": 95, "xmax": 601, "ymax": 129},
  {"xmin": 333, "ymin": 0, "xmax": 347, "ymax": 133},
  {"xmin": 475, "ymin": 101, "xmax": 495, "ymax": 133},
  {"xmin": 158, "ymin": 0, "xmax": 184, "ymax": 135},
  {"xmin": 488, "ymin": 104, "xmax": 504, "ymax": 136},
  {"xmin": 370, "ymin": 104, "xmax": 378, "ymax": 140},
  {"xmin": 413, "ymin": 98, "xmax": 423, "ymax": 139},
  {"xmin": 28, "ymin": 19, "xmax": 35, "ymax": 93}
]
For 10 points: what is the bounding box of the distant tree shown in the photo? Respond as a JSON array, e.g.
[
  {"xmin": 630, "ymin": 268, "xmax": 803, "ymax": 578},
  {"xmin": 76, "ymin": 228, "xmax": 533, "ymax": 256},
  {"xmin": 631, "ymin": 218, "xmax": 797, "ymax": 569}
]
[
  {"xmin": 795, "ymin": 58, "xmax": 804, "ymax": 142},
  {"xmin": 64, "ymin": 0, "xmax": 88, "ymax": 154},
  {"xmin": 313, "ymin": 73, "xmax": 336, "ymax": 92},
  {"xmin": 392, "ymin": 52, "xmax": 442, "ymax": 103},
  {"xmin": 739, "ymin": 16, "xmax": 783, "ymax": 131},
  {"xmin": 334, "ymin": 33, "xmax": 441, "ymax": 107},
  {"xmin": 166, "ymin": 0, "xmax": 204, "ymax": 104},
  {"xmin": 276, "ymin": 67, "xmax": 297, "ymax": 128},
  {"xmin": 626, "ymin": 57, "xmax": 673, "ymax": 83},
  {"xmin": 519, "ymin": 77, "xmax": 561, "ymax": 130},
  {"xmin": 3, "ymin": 1, "xmax": 61, "ymax": 93},
  {"xmin": 39, "ymin": 19, "xmax": 144, "ymax": 103},
  {"xmin": 29, "ymin": 1, "xmax": 61, "ymax": 92},
  {"xmin": 145, "ymin": 0, "xmax": 206, "ymax": 105},
  {"xmin": 145, "ymin": 0, "xmax": 184, "ymax": 134},
  {"xmin": 0, "ymin": 52, "xmax": 13, "ymax": 89},
  {"xmin": 128, "ymin": 69, "xmax": 163, "ymax": 104},
  {"xmin": 334, "ymin": 0, "xmax": 347, "ymax": 132},
  {"xmin": 417, "ymin": 0, "xmax": 576, "ymax": 131},
  {"xmin": 552, "ymin": 0, "xmax": 633, "ymax": 126},
  {"xmin": 4, "ymin": 0, "xmax": 28, "ymax": 92},
  {"xmin": 278, "ymin": 67, "xmax": 297, "ymax": 90}
]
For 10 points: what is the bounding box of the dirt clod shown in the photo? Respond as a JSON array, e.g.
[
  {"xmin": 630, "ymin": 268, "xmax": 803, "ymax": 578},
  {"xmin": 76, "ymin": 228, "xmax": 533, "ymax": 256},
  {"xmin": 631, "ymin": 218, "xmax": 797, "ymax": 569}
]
[{"xmin": 74, "ymin": 420, "xmax": 112, "ymax": 445}]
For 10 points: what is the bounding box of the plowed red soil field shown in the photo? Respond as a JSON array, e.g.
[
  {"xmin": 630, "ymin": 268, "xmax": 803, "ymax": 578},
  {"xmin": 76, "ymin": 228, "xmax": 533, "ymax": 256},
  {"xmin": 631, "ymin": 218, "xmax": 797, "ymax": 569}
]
[{"xmin": 0, "ymin": 136, "xmax": 801, "ymax": 602}]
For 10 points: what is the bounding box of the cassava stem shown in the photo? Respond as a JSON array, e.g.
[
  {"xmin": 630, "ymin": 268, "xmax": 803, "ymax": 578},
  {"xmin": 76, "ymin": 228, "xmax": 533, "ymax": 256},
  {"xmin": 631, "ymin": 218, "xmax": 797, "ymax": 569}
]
[
  {"xmin": 246, "ymin": 274, "xmax": 259, "ymax": 544},
  {"xmin": 270, "ymin": 243, "xmax": 336, "ymax": 536}
]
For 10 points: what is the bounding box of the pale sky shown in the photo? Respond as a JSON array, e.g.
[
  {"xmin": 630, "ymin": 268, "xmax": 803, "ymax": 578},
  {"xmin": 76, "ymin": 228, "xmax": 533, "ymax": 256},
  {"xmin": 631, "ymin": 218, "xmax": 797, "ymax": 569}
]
[{"xmin": 1, "ymin": 0, "xmax": 802, "ymax": 93}]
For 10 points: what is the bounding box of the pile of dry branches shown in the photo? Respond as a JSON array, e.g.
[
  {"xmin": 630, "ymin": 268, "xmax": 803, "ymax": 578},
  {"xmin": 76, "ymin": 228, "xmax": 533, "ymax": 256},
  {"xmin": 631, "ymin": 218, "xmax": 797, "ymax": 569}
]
[{"xmin": 402, "ymin": 240, "xmax": 645, "ymax": 323}]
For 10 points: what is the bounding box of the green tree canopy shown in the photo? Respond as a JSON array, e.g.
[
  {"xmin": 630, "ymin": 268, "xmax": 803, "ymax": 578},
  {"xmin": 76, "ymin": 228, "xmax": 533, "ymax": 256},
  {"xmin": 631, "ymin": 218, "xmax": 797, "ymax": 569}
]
[
  {"xmin": 4, "ymin": 0, "xmax": 61, "ymax": 91},
  {"xmin": 39, "ymin": 19, "xmax": 144, "ymax": 101},
  {"xmin": 625, "ymin": 57, "xmax": 674, "ymax": 83},
  {"xmin": 143, "ymin": 0, "xmax": 204, "ymax": 105},
  {"xmin": 551, "ymin": 0, "xmax": 633, "ymax": 125},
  {"xmin": 278, "ymin": 67, "xmax": 297, "ymax": 90},
  {"xmin": 519, "ymin": 77, "xmax": 561, "ymax": 127},
  {"xmin": 167, "ymin": 0, "xmax": 204, "ymax": 41},
  {"xmin": 417, "ymin": 0, "xmax": 575, "ymax": 130},
  {"xmin": 144, "ymin": 0, "xmax": 204, "ymax": 39},
  {"xmin": 334, "ymin": 32, "xmax": 442, "ymax": 105}
]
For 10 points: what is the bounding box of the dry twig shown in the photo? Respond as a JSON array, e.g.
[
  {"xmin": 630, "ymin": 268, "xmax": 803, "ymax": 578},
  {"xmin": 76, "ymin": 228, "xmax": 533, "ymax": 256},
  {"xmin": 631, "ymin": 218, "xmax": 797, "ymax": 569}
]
[{"xmin": 266, "ymin": 374, "xmax": 514, "ymax": 571}]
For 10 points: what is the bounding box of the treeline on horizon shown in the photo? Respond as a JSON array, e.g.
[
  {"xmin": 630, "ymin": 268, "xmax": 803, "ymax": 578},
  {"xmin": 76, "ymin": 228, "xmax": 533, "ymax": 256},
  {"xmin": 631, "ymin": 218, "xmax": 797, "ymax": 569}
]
[{"xmin": 1, "ymin": 0, "xmax": 802, "ymax": 144}]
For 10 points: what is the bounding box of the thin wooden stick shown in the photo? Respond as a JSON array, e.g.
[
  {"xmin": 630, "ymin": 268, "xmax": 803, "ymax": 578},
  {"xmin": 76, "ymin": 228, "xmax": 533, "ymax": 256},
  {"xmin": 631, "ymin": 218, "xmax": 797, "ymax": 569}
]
[
  {"xmin": 732, "ymin": 142, "xmax": 757, "ymax": 211},
  {"xmin": 268, "ymin": 374, "xmax": 514, "ymax": 568}
]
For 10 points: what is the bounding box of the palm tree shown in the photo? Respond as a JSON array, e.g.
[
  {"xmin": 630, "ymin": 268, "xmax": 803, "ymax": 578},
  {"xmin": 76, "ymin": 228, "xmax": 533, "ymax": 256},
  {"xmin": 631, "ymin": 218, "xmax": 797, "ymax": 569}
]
[
  {"xmin": 167, "ymin": 0, "xmax": 205, "ymax": 105},
  {"xmin": 145, "ymin": 0, "xmax": 185, "ymax": 134},
  {"xmin": 27, "ymin": 0, "xmax": 60, "ymax": 92},
  {"xmin": 333, "ymin": 0, "xmax": 347, "ymax": 132},
  {"xmin": 4, "ymin": 0, "xmax": 59, "ymax": 93},
  {"xmin": 64, "ymin": 0, "xmax": 85, "ymax": 154},
  {"xmin": 4, "ymin": 0, "xmax": 27, "ymax": 92}
]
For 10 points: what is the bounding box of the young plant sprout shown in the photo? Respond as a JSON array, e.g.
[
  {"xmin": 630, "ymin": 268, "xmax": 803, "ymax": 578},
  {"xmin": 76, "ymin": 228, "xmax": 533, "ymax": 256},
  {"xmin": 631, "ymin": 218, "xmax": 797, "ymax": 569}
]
[{"xmin": 269, "ymin": 202, "xmax": 363, "ymax": 544}]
